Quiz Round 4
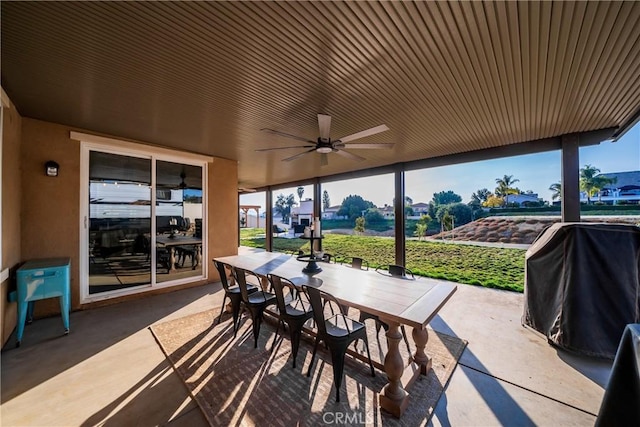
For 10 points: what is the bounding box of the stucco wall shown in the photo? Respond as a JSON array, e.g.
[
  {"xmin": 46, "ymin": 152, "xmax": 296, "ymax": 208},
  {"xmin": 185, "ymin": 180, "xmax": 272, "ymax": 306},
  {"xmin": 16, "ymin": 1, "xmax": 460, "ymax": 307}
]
[
  {"xmin": 1, "ymin": 98, "xmax": 22, "ymax": 345},
  {"xmin": 18, "ymin": 118, "xmax": 238, "ymax": 318},
  {"xmin": 209, "ymin": 156, "xmax": 239, "ymax": 281}
]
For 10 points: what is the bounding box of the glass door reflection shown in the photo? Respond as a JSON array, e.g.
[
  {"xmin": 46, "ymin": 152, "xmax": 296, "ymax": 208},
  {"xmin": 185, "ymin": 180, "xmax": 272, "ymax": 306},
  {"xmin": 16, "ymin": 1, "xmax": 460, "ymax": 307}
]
[
  {"xmin": 155, "ymin": 161, "xmax": 203, "ymax": 283},
  {"xmin": 88, "ymin": 152, "xmax": 152, "ymax": 294}
]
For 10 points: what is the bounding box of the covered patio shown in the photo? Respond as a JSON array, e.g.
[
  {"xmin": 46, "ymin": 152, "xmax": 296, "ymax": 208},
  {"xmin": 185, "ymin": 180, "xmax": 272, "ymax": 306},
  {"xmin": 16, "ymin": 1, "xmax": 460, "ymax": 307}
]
[
  {"xmin": 1, "ymin": 247, "xmax": 610, "ymax": 425},
  {"xmin": 1, "ymin": 1, "xmax": 639, "ymax": 425}
]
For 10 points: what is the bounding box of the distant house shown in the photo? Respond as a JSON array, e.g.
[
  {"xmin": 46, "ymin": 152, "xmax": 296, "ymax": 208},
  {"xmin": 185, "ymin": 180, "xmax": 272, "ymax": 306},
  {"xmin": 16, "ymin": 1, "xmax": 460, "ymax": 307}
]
[
  {"xmin": 321, "ymin": 205, "xmax": 345, "ymax": 220},
  {"xmin": 290, "ymin": 198, "xmax": 314, "ymax": 226},
  {"xmin": 504, "ymin": 193, "xmax": 541, "ymax": 207},
  {"xmin": 411, "ymin": 202, "xmax": 430, "ymax": 216},
  {"xmin": 379, "ymin": 204, "xmax": 395, "ymax": 219},
  {"xmin": 580, "ymin": 171, "xmax": 640, "ymax": 204}
]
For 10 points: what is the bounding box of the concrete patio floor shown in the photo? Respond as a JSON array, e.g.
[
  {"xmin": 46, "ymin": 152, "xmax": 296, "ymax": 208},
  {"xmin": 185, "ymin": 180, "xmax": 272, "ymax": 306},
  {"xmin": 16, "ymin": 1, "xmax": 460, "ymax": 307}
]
[{"xmin": 1, "ymin": 253, "xmax": 611, "ymax": 426}]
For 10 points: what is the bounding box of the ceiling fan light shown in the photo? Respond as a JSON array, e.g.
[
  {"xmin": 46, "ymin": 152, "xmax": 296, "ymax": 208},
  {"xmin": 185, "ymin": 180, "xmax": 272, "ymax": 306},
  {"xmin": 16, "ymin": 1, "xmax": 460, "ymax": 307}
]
[{"xmin": 316, "ymin": 146, "xmax": 332, "ymax": 154}]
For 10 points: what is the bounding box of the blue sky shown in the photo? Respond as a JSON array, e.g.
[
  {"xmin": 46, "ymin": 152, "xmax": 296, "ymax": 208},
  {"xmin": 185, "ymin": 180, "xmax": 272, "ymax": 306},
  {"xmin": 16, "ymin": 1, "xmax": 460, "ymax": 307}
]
[{"xmin": 242, "ymin": 122, "xmax": 639, "ymax": 210}]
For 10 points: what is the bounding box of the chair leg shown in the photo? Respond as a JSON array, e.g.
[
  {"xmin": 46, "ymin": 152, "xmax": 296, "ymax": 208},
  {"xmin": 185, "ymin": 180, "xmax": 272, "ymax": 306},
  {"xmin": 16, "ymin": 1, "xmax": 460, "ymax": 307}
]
[
  {"xmin": 232, "ymin": 299, "xmax": 244, "ymax": 338},
  {"xmin": 362, "ymin": 335, "xmax": 375, "ymax": 377},
  {"xmin": 272, "ymin": 318, "xmax": 282, "ymax": 352},
  {"xmin": 401, "ymin": 325, "xmax": 411, "ymax": 354},
  {"xmin": 307, "ymin": 336, "xmax": 320, "ymax": 377},
  {"xmin": 250, "ymin": 308, "xmax": 264, "ymax": 348},
  {"xmin": 218, "ymin": 294, "xmax": 228, "ymax": 324},
  {"xmin": 289, "ymin": 324, "xmax": 302, "ymax": 369},
  {"xmin": 330, "ymin": 345, "xmax": 348, "ymax": 403}
]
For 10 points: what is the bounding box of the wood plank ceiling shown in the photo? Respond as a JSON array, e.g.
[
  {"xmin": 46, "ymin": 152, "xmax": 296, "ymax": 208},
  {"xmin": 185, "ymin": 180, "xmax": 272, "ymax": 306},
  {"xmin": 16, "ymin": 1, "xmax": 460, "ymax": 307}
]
[{"xmin": 2, "ymin": 1, "xmax": 640, "ymax": 189}]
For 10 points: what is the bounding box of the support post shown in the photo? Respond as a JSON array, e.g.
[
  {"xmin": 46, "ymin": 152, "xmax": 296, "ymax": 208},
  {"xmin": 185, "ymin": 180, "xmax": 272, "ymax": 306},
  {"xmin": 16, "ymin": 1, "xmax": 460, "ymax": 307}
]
[
  {"xmin": 314, "ymin": 179, "xmax": 322, "ymax": 250},
  {"xmin": 394, "ymin": 165, "xmax": 406, "ymax": 266},
  {"xmin": 266, "ymin": 188, "xmax": 273, "ymax": 252},
  {"xmin": 561, "ymin": 135, "xmax": 580, "ymax": 222}
]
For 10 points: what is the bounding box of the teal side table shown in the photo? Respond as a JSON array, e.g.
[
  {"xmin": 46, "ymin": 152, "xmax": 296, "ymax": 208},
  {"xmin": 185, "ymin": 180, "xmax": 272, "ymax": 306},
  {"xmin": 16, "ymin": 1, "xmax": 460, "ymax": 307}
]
[{"xmin": 15, "ymin": 258, "xmax": 71, "ymax": 346}]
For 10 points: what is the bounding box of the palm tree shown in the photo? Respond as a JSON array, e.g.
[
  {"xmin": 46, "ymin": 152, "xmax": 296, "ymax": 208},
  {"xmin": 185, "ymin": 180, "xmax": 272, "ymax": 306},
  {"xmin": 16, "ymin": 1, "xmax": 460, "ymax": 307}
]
[
  {"xmin": 296, "ymin": 186, "xmax": 304, "ymax": 203},
  {"xmin": 322, "ymin": 190, "xmax": 330, "ymax": 210},
  {"xmin": 549, "ymin": 182, "xmax": 562, "ymax": 201},
  {"xmin": 495, "ymin": 175, "xmax": 520, "ymax": 205},
  {"xmin": 275, "ymin": 193, "xmax": 296, "ymax": 223},
  {"xmin": 579, "ymin": 165, "xmax": 600, "ymax": 204}
]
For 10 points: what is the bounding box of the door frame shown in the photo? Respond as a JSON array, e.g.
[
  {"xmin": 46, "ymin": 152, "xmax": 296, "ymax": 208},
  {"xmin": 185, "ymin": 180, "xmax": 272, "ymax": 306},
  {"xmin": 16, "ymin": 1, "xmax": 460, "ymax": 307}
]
[{"xmin": 75, "ymin": 132, "xmax": 211, "ymax": 303}]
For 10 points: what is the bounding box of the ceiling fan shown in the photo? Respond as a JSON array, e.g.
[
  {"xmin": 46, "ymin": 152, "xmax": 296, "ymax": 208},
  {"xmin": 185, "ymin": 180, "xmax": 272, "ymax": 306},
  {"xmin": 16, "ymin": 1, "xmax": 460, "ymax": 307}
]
[
  {"xmin": 177, "ymin": 172, "xmax": 187, "ymax": 189},
  {"xmin": 256, "ymin": 114, "xmax": 393, "ymax": 165}
]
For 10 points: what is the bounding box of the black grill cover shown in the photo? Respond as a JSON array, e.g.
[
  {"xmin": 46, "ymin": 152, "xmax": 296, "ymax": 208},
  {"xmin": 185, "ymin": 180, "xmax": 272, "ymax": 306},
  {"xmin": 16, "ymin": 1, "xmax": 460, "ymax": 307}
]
[{"xmin": 522, "ymin": 222, "xmax": 640, "ymax": 359}]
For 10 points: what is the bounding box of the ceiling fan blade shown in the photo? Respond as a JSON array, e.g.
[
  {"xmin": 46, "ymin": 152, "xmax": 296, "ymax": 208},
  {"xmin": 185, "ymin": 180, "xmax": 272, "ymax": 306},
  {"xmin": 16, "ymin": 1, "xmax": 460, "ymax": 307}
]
[
  {"xmin": 320, "ymin": 153, "xmax": 329, "ymax": 166},
  {"xmin": 255, "ymin": 145, "xmax": 314, "ymax": 152},
  {"xmin": 260, "ymin": 128, "xmax": 315, "ymax": 144},
  {"xmin": 282, "ymin": 148, "xmax": 317, "ymax": 162},
  {"xmin": 318, "ymin": 114, "xmax": 331, "ymax": 141},
  {"xmin": 336, "ymin": 124, "xmax": 389, "ymax": 144},
  {"xmin": 334, "ymin": 149, "xmax": 366, "ymax": 161},
  {"xmin": 334, "ymin": 143, "xmax": 395, "ymax": 149}
]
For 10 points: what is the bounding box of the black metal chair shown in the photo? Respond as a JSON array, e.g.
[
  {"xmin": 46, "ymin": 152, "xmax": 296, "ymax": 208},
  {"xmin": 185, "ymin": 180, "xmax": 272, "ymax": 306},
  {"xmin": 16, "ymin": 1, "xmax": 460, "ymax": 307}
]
[
  {"xmin": 342, "ymin": 256, "xmax": 369, "ymax": 271},
  {"xmin": 376, "ymin": 264, "xmax": 415, "ymax": 279},
  {"xmin": 304, "ymin": 285, "xmax": 375, "ymax": 403},
  {"xmin": 232, "ymin": 266, "xmax": 277, "ymax": 348},
  {"xmin": 268, "ymin": 273, "xmax": 314, "ymax": 368},
  {"xmin": 360, "ymin": 264, "xmax": 413, "ymax": 352},
  {"xmin": 213, "ymin": 260, "xmax": 258, "ymax": 337}
]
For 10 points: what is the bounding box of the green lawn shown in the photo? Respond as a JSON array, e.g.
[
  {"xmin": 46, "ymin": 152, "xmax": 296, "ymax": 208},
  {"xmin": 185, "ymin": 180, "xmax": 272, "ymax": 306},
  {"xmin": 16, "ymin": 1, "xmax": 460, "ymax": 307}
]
[{"xmin": 239, "ymin": 229, "xmax": 525, "ymax": 292}]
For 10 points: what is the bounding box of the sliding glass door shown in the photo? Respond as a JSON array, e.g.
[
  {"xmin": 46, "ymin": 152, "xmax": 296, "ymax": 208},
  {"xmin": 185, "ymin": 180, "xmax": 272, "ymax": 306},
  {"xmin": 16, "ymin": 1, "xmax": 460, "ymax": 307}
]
[
  {"xmin": 88, "ymin": 151, "xmax": 152, "ymax": 294},
  {"xmin": 82, "ymin": 145, "xmax": 206, "ymax": 301},
  {"xmin": 155, "ymin": 161, "xmax": 203, "ymax": 283}
]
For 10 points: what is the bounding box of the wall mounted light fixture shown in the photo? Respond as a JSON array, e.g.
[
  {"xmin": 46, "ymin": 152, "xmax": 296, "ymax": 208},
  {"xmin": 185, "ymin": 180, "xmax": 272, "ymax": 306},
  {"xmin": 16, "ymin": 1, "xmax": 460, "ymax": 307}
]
[{"xmin": 45, "ymin": 160, "xmax": 59, "ymax": 177}]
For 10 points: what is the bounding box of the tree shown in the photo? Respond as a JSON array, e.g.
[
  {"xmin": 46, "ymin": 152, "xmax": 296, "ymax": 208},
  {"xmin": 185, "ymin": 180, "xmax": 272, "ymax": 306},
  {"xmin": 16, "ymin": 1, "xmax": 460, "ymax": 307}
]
[
  {"xmin": 432, "ymin": 190, "xmax": 462, "ymax": 206},
  {"xmin": 297, "ymin": 186, "xmax": 305, "ymax": 203},
  {"xmin": 579, "ymin": 164, "xmax": 600, "ymax": 204},
  {"xmin": 549, "ymin": 182, "xmax": 562, "ymax": 201},
  {"xmin": 495, "ymin": 175, "xmax": 520, "ymax": 198},
  {"xmin": 322, "ymin": 190, "xmax": 330, "ymax": 210},
  {"xmin": 336, "ymin": 195, "xmax": 374, "ymax": 220},
  {"xmin": 364, "ymin": 208, "xmax": 384, "ymax": 223},
  {"xmin": 274, "ymin": 193, "xmax": 296, "ymax": 223},
  {"xmin": 469, "ymin": 188, "xmax": 491, "ymax": 207},
  {"xmin": 482, "ymin": 195, "xmax": 503, "ymax": 208},
  {"xmin": 594, "ymin": 175, "xmax": 616, "ymax": 202},
  {"xmin": 414, "ymin": 223, "xmax": 428, "ymax": 240},
  {"xmin": 436, "ymin": 203, "xmax": 473, "ymax": 227},
  {"xmin": 414, "ymin": 214, "xmax": 431, "ymax": 240},
  {"xmin": 354, "ymin": 216, "xmax": 365, "ymax": 234}
]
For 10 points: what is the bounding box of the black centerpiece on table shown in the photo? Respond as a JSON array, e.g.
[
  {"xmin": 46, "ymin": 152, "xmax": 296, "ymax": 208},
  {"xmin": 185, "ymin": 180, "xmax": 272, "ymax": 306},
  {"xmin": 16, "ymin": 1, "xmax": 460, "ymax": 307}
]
[{"xmin": 297, "ymin": 234, "xmax": 324, "ymax": 273}]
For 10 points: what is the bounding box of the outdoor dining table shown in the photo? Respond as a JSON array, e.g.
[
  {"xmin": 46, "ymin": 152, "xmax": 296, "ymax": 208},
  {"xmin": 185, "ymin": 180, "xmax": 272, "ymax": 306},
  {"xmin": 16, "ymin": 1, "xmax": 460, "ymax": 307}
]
[
  {"xmin": 157, "ymin": 235, "xmax": 202, "ymax": 271},
  {"xmin": 214, "ymin": 251, "xmax": 457, "ymax": 418}
]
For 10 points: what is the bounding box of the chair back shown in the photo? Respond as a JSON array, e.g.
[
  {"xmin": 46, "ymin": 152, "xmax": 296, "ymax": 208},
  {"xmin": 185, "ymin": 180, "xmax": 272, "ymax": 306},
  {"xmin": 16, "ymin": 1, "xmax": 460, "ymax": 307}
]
[
  {"xmin": 304, "ymin": 285, "xmax": 328, "ymax": 336},
  {"xmin": 350, "ymin": 257, "xmax": 369, "ymax": 270},
  {"xmin": 269, "ymin": 274, "xmax": 294, "ymax": 313},
  {"xmin": 232, "ymin": 267, "xmax": 256, "ymax": 302},
  {"xmin": 213, "ymin": 260, "xmax": 233, "ymax": 292},
  {"xmin": 388, "ymin": 264, "xmax": 415, "ymax": 279},
  {"xmin": 270, "ymin": 274, "xmax": 312, "ymax": 314}
]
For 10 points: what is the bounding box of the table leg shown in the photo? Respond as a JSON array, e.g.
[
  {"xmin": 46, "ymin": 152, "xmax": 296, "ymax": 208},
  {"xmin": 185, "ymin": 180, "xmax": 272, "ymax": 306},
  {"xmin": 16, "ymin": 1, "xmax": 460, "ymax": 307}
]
[
  {"xmin": 59, "ymin": 295, "xmax": 70, "ymax": 335},
  {"xmin": 169, "ymin": 247, "xmax": 176, "ymax": 272},
  {"xmin": 195, "ymin": 245, "xmax": 202, "ymax": 269},
  {"xmin": 412, "ymin": 327, "xmax": 432, "ymax": 375},
  {"xmin": 16, "ymin": 301, "xmax": 28, "ymax": 346},
  {"xmin": 379, "ymin": 320, "xmax": 410, "ymax": 417}
]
